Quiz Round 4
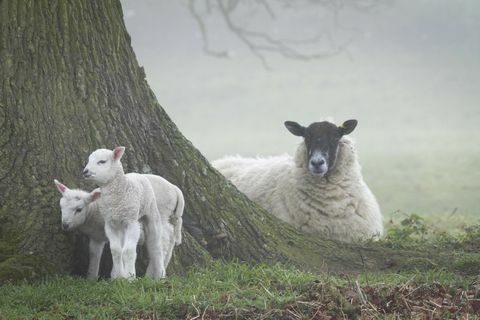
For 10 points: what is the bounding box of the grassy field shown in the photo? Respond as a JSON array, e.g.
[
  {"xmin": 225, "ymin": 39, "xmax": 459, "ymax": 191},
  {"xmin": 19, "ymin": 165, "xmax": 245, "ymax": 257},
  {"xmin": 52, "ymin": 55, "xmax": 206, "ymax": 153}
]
[
  {"xmin": 1, "ymin": 261, "xmax": 479, "ymax": 319},
  {"xmin": 2, "ymin": 218, "xmax": 480, "ymax": 319}
]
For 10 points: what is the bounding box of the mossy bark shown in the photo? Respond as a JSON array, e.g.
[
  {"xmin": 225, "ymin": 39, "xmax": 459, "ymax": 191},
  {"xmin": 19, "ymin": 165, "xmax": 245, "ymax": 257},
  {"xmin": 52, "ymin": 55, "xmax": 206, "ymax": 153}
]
[{"xmin": 0, "ymin": 0, "xmax": 478, "ymax": 282}]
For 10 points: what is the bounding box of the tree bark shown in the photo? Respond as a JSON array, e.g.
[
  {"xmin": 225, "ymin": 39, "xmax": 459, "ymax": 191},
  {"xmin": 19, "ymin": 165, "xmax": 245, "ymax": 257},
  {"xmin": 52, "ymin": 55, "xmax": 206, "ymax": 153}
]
[{"xmin": 0, "ymin": 0, "xmax": 477, "ymax": 281}]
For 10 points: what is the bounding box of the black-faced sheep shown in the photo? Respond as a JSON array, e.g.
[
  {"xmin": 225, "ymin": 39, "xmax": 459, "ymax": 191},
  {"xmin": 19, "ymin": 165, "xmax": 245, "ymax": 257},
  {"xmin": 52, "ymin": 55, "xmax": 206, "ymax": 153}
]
[{"xmin": 212, "ymin": 120, "xmax": 383, "ymax": 242}]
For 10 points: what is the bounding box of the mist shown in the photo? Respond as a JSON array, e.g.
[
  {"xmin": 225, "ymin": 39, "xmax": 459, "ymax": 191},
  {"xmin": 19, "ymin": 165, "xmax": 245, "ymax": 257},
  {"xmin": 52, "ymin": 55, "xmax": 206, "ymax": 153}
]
[{"xmin": 120, "ymin": 0, "xmax": 480, "ymax": 220}]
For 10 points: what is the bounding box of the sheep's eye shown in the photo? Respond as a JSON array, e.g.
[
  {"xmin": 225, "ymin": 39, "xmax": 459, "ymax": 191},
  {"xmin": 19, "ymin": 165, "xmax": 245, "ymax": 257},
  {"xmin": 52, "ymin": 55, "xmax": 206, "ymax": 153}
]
[
  {"xmin": 75, "ymin": 207, "xmax": 83, "ymax": 214},
  {"xmin": 97, "ymin": 160, "xmax": 107, "ymax": 165}
]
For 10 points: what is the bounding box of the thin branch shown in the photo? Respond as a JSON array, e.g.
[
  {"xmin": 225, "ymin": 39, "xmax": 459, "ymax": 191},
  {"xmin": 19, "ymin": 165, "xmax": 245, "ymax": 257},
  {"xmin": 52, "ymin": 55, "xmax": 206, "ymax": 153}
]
[
  {"xmin": 188, "ymin": 0, "xmax": 230, "ymax": 58},
  {"xmin": 187, "ymin": 0, "xmax": 387, "ymax": 68}
]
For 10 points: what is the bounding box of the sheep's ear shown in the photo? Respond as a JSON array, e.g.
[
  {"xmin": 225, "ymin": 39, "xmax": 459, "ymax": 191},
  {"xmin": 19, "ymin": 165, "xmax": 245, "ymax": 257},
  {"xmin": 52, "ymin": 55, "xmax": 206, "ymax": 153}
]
[
  {"xmin": 339, "ymin": 120, "xmax": 357, "ymax": 136},
  {"xmin": 112, "ymin": 146, "xmax": 125, "ymax": 161},
  {"xmin": 54, "ymin": 179, "xmax": 68, "ymax": 194},
  {"xmin": 284, "ymin": 121, "xmax": 306, "ymax": 137},
  {"xmin": 89, "ymin": 189, "xmax": 101, "ymax": 203}
]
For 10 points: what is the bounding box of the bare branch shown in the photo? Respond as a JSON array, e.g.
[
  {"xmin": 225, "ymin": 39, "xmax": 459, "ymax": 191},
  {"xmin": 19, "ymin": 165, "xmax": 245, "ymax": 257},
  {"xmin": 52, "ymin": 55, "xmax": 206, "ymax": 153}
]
[
  {"xmin": 188, "ymin": 0, "xmax": 230, "ymax": 58},
  {"xmin": 258, "ymin": 0, "xmax": 276, "ymax": 18},
  {"xmin": 187, "ymin": 0, "xmax": 388, "ymax": 68}
]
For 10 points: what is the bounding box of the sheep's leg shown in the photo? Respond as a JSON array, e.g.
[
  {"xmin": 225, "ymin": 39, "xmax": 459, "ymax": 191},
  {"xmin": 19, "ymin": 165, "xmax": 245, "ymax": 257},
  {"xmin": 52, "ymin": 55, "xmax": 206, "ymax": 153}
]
[
  {"xmin": 105, "ymin": 223, "xmax": 125, "ymax": 279},
  {"xmin": 162, "ymin": 220, "xmax": 176, "ymax": 269},
  {"xmin": 122, "ymin": 221, "xmax": 141, "ymax": 280},
  {"xmin": 144, "ymin": 219, "xmax": 166, "ymax": 279},
  {"xmin": 158, "ymin": 209, "xmax": 176, "ymax": 270},
  {"xmin": 87, "ymin": 239, "xmax": 106, "ymax": 280},
  {"xmin": 163, "ymin": 236, "xmax": 175, "ymax": 269}
]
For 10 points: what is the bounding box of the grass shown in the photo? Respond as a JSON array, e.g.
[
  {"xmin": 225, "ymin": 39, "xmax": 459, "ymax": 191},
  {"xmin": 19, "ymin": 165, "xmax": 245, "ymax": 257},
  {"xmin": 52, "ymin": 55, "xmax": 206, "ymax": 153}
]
[
  {"xmin": 0, "ymin": 262, "xmax": 316, "ymax": 319},
  {"xmin": 1, "ymin": 261, "xmax": 479, "ymax": 319},
  {"xmin": 3, "ymin": 219, "xmax": 480, "ymax": 319}
]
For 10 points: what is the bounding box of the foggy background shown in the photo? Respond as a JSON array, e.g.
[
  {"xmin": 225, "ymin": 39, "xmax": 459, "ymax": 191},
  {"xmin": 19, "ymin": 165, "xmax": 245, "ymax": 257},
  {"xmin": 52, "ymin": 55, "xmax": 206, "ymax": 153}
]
[{"xmin": 120, "ymin": 0, "xmax": 480, "ymax": 224}]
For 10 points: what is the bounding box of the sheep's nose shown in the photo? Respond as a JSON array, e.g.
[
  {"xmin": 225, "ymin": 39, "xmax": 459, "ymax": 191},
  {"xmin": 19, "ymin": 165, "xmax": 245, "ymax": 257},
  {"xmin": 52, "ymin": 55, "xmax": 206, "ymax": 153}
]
[
  {"xmin": 83, "ymin": 168, "xmax": 90, "ymax": 177},
  {"xmin": 310, "ymin": 159, "xmax": 325, "ymax": 167},
  {"xmin": 62, "ymin": 223, "xmax": 69, "ymax": 231}
]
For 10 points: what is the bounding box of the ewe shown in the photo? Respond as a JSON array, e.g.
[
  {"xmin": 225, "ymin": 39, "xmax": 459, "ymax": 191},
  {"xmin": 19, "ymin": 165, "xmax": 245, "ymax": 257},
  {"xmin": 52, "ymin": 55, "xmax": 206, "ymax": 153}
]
[
  {"xmin": 83, "ymin": 147, "xmax": 184, "ymax": 279},
  {"xmin": 212, "ymin": 120, "xmax": 383, "ymax": 242}
]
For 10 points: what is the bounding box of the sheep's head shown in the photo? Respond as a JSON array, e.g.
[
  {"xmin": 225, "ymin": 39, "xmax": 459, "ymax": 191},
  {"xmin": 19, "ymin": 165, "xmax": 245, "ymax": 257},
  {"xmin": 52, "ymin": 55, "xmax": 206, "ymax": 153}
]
[
  {"xmin": 285, "ymin": 120, "xmax": 357, "ymax": 176},
  {"xmin": 83, "ymin": 147, "xmax": 125, "ymax": 186},
  {"xmin": 54, "ymin": 180, "xmax": 101, "ymax": 231}
]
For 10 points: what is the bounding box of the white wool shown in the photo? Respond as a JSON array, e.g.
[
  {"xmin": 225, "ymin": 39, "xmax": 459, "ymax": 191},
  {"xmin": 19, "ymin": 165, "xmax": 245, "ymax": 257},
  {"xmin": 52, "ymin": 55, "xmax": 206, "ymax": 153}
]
[
  {"xmin": 143, "ymin": 174, "xmax": 184, "ymax": 246},
  {"xmin": 56, "ymin": 186, "xmax": 107, "ymax": 280},
  {"xmin": 58, "ymin": 188, "xmax": 107, "ymax": 242},
  {"xmin": 55, "ymin": 180, "xmax": 182, "ymax": 279},
  {"xmin": 83, "ymin": 148, "xmax": 184, "ymax": 279},
  {"xmin": 212, "ymin": 137, "xmax": 383, "ymax": 242}
]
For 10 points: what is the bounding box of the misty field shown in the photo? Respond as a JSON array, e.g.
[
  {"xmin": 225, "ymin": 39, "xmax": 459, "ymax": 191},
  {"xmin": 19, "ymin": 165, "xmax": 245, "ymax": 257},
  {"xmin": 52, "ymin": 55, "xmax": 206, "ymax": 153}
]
[
  {"xmin": 157, "ymin": 58, "xmax": 480, "ymax": 229},
  {"xmin": 121, "ymin": 0, "xmax": 480, "ymax": 228}
]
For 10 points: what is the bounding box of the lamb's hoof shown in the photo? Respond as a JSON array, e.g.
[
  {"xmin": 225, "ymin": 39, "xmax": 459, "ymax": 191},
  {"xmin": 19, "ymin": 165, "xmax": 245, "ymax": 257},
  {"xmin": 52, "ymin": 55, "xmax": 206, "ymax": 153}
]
[
  {"xmin": 87, "ymin": 275, "xmax": 99, "ymax": 281},
  {"xmin": 110, "ymin": 270, "xmax": 123, "ymax": 280},
  {"xmin": 125, "ymin": 273, "xmax": 136, "ymax": 282}
]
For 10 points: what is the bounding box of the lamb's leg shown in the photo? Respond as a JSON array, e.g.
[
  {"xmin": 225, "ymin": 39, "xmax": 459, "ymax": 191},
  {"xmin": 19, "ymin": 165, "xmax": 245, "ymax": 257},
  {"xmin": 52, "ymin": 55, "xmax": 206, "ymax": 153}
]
[
  {"xmin": 163, "ymin": 236, "xmax": 175, "ymax": 269},
  {"xmin": 159, "ymin": 209, "xmax": 176, "ymax": 270},
  {"xmin": 105, "ymin": 223, "xmax": 125, "ymax": 279},
  {"xmin": 144, "ymin": 219, "xmax": 166, "ymax": 279},
  {"xmin": 122, "ymin": 221, "xmax": 141, "ymax": 280},
  {"xmin": 87, "ymin": 239, "xmax": 106, "ymax": 280}
]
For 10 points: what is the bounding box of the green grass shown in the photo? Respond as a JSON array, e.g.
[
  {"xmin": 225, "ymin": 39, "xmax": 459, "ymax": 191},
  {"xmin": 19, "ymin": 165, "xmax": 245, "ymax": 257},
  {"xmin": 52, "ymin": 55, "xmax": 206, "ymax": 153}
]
[
  {"xmin": 3, "ymin": 220, "xmax": 480, "ymax": 318},
  {"xmin": 0, "ymin": 262, "xmax": 314, "ymax": 319},
  {"xmin": 1, "ymin": 261, "xmax": 478, "ymax": 319}
]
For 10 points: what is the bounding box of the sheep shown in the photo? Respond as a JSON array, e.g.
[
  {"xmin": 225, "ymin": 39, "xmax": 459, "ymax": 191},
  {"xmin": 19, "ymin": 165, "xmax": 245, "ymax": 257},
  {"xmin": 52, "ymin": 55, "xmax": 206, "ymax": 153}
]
[
  {"xmin": 54, "ymin": 180, "xmax": 106, "ymax": 280},
  {"xmin": 82, "ymin": 147, "xmax": 184, "ymax": 279},
  {"xmin": 212, "ymin": 120, "xmax": 383, "ymax": 242},
  {"xmin": 53, "ymin": 178, "xmax": 182, "ymax": 279}
]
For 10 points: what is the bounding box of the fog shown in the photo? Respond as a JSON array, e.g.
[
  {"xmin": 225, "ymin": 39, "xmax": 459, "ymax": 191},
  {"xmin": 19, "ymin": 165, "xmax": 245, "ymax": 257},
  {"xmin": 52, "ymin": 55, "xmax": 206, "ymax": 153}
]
[{"xmin": 121, "ymin": 0, "xmax": 480, "ymax": 220}]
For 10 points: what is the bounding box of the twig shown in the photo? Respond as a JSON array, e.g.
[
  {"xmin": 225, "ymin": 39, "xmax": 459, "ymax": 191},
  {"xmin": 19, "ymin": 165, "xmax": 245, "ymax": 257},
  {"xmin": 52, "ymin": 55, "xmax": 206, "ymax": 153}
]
[
  {"xmin": 449, "ymin": 207, "xmax": 458, "ymax": 217},
  {"xmin": 186, "ymin": 0, "xmax": 385, "ymax": 69},
  {"xmin": 359, "ymin": 249, "xmax": 369, "ymax": 286},
  {"xmin": 355, "ymin": 280, "xmax": 367, "ymax": 305},
  {"xmin": 259, "ymin": 282, "xmax": 274, "ymax": 298},
  {"xmin": 188, "ymin": 0, "xmax": 231, "ymax": 58},
  {"xmin": 201, "ymin": 305, "xmax": 208, "ymax": 320}
]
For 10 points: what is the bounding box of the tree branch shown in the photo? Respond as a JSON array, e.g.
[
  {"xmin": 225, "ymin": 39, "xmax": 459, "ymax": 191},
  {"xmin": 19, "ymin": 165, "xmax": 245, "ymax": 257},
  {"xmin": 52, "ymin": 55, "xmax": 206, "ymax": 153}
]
[{"xmin": 187, "ymin": 0, "xmax": 387, "ymax": 68}]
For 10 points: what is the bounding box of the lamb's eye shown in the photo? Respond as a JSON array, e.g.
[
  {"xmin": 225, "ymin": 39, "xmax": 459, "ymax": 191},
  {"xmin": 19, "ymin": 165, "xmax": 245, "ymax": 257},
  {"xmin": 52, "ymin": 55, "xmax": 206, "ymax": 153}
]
[
  {"xmin": 75, "ymin": 208, "xmax": 83, "ymax": 214},
  {"xmin": 97, "ymin": 160, "xmax": 107, "ymax": 165}
]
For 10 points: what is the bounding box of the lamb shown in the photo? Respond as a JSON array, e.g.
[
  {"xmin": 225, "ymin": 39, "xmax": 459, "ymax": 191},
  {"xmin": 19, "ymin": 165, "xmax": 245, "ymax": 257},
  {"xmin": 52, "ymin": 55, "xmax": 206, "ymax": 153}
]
[
  {"xmin": 82, "ymin": 147, "xmax": 184, "ymax": 279},
  {"xmin": 212, "ymin": 120, "xmax": 383, "ymax": 242},
  {"xmin": 53, "ymin": 179, "xmax": 182, "ymax": 279},
  {"xmin": 54, "ymin": 180, "xmax": 106, "ymax": 279}
]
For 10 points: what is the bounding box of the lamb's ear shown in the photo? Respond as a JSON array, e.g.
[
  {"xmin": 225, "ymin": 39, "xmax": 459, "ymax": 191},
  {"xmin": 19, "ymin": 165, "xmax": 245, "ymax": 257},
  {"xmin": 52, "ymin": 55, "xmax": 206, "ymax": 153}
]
[
  {"xmin": 339, "ymin": 120, "xmax": 357, "ymax": 136},
  {"xmin": 89, "ymin": 189, "xmax": 101, "ymax": 203},
  {"xmin": 284, "ymin": 121, "xmax": 306, "ymax": 137},
  {"xmin": 112, "ymin": 146, "xmax": 125, "ymax": 161},
  {"xmin": 54, "ymin": 179, "xmax": 68, "ymax": 194}
]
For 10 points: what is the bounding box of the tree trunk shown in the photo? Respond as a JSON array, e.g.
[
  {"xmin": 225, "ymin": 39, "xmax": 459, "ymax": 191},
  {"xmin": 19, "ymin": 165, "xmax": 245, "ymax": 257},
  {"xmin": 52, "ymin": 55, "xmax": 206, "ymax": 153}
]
[{"xmin": 0, "ymin": 0, "xmax": 477, "ymax": 281}]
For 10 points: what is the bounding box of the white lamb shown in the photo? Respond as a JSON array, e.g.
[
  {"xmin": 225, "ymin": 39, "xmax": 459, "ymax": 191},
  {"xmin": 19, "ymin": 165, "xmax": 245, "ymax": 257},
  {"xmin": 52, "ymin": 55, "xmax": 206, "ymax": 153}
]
[
  {"xmin": 53, "ymin": 179, "xmax": 181, "ymax": 279},
  {"xmin": 54, "ymin": 180, "xmax": 106, "ymax": 279},
  {"xmin": 82, "ymin": 147, "xmax": 184, "ymax": 279},
  {"xmin": 212, "ymin": 120, "xmax": 383, "ymax": 242}
]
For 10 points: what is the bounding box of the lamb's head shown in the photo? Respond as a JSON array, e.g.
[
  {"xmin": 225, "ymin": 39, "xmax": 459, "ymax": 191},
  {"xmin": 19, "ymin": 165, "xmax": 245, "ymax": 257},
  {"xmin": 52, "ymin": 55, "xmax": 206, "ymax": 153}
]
[
  {"xmin": 285, "ymin": 120, "xmax": 357, "ymax": 176},
  {"xmin": 82, "ymin": 147, "xmax": 125, "ymax": 186},
  {"xmin": 54, "ymin": 179, "xmax": 101, "ymax": 231}
]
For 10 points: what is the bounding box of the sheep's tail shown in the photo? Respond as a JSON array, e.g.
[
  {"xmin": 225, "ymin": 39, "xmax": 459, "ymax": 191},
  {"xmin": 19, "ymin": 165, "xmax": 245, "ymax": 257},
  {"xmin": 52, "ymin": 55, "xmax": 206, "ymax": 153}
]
[{"xmin": 172, "ymin": 186, "xmax": 185, "ymax": 244}]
